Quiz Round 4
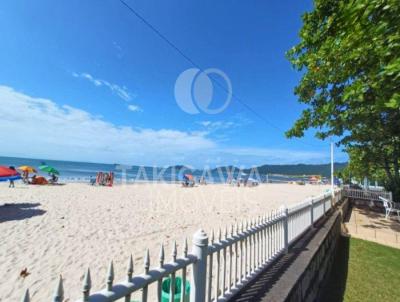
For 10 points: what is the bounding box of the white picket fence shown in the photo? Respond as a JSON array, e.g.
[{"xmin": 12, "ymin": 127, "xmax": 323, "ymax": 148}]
[
  {"xmin": 343, "ymin": 188, "xmax": 392, "ymax": 202},
  {"xmin": 21, "ymin": 189, "xmax": 343, "ymax": 302}
]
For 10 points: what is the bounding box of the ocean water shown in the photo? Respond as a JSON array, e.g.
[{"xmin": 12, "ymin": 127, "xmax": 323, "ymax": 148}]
[{"xmin": 0, "ymin": 156, "xmax": 302, "ymax": 184}]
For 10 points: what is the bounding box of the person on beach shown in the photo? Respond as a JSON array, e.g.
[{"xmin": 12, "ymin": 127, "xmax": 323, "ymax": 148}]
[
  {"xmin": 103, "ymin": 173, "xmax": 109, "ymax": 186},
  {"xmin": 22, "ymin": 170, "xmax": 29, "ymax": 184},
  {"xmin": 8, "ymin": 166, "xmax": 16, "ymax": 188},
  {"xmin": 49, "ymin": 173, "xmax": 58, "ymax": 184}
]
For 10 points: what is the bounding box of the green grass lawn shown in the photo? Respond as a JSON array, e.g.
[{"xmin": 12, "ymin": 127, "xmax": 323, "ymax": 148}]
[{"xmin": 322, "ymin": 237, "xmax": 400, "ymax": 302}]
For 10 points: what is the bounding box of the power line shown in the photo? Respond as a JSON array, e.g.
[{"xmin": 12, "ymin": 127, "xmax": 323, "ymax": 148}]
[
  {"xmin": 118, "ymin": 0, "xmax": 281, "ymax": 131},
  {"xmin": 118, "ymin": 0, "xmax": 326, "ymax": 148},
  {"xmin": 119, "ymin": 0, "xmax": 199, "ymax": 69}
]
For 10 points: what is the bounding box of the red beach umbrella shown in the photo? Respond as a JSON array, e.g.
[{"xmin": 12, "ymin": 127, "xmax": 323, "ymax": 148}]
[
  {"xmin": 0, "ymin": 166, "xmax": 19, "ymax": 177},
  {"xmin": 0, "ymin": 166, "xmax": 21, "ymax": 182}
]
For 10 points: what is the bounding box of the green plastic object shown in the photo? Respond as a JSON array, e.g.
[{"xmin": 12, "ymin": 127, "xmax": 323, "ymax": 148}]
[{"xmin": 162, "ymin": 276, "xmax": 190, "ymax": 302}]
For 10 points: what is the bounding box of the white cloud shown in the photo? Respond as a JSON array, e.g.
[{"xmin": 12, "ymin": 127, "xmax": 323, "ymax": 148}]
[
  {"xmin": 72, "ymin": 72, "xmax": 133, "ymax": 102},
  {"xmin": 127, "ymin": 104, "xmax": 142, "ymax": 112},
  {"xmin": 198, "ymin": 120, "xmax": 235, "ymax": 130},
  {"xmin": 0, "ymin": 86, "xmax": 213, "ymax": 165},
  {"xmin": 0, "ymin": 86, "xmax": 333, "ymax": 166},
  {"xmin": 198, "ymin": 115, "xmax": 252, "ymax": 134},
  {"xmin": 112, "ymin": 41, "xmax": 123, "ymax": 59}
]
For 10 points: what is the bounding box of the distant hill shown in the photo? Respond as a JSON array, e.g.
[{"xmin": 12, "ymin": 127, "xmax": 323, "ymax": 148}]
[
  {"xmin": 166, "ymin": 165, "xmax": 193, "ymax": 171},
  {"xmin": 207, "ymin": 163, "xmax": 347, "ymax": 178},
  {"xmin": 210, "ymin": 166, "xmax": 240, "ymax": 173},
  {"xmin": 244, "ymin": 163, "xmax": 347, "ymax": 178}
]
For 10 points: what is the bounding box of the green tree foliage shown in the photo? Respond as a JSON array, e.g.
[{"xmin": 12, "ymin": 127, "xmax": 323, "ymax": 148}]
[{"xmin": 286, "ymin": 0, "xmax": 400, "ymax": 199}]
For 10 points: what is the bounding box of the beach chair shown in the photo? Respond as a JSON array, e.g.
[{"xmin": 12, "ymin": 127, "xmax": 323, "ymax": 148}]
[
  {"xmin": 181, "ymin": 180, "xmax": 195, "ymax": 187},
  {"xmin": 95, "ymin": 172, "xmax": 114, "ymax": 187},
  {"xmin": 379, "ymin": 196, "xmax": 400, "ymax": 221},
  {"xmin": 49, "ymin": 174, "xmax": 58, "ymax": 184}
]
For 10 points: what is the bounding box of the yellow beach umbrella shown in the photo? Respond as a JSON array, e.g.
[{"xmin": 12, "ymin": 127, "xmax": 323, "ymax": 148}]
[{"xmin": 17, "ymin": 166, "xmax": 37, "ymax": 173}]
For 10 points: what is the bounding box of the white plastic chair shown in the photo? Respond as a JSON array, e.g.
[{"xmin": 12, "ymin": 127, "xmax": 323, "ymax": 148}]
[{"xmin": 379, "ymin": 196, "xmax": 400, "ymax": 221}]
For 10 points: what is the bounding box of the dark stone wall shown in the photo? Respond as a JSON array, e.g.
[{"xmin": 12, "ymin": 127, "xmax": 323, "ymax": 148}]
[
  {"xmin": 285, "ymin": 200, "xmax": 348, "ymax": 302},
  {"xmin": 286, "ymin": 214, "xmax": 341, "ymax": 302}
]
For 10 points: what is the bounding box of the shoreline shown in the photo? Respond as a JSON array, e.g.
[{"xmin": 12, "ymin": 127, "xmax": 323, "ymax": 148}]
[{"xmin": 7, "ymin": 177, "xmax": 325, "ymax": 185}]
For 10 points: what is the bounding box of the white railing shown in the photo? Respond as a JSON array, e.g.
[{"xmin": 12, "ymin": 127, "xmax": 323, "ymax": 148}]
[
  {"xmin": 205, "ymin": 211, "xmax": 287, "ymax": 301},
  {"xmin": 343, "ymin": 188, "xmax": 392, "ymax": 202},
  {"xmin": 20, "ymin": 189, "xmax": 342, "ymax": 302},
  {"xmin": 287, "ymin": 191, "xmax": 335, "ymax": 247},
  {"xmin": 367, "ymin": 186, "xmax": 385, "ymax": 191}
]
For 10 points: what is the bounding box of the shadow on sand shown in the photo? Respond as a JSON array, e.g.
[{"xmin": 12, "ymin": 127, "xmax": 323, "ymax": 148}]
[
  {"xmin": 355, "ymin": 205, "xmax": 400, "ymax": 233},
  {"xmin": 0, "ymin": 203, "xmax": 46, "ymax": 223}
]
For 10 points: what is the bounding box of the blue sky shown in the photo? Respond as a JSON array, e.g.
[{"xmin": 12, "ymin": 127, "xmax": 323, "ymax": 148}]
[{"xmin": 0, "ymin": 0, "xmax": 347, "ymax": 167}]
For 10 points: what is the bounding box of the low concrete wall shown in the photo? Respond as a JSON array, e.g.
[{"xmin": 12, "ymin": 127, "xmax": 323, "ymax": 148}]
[
  {"xmin": 263, "ymin": 199, "xmax": 348, "ymax": 302},
  {"xmin": 286, "ymin": 212, "xmax": 341, "ymax": 301},
  {"xmin": 284, "ymin": 200, "xmax": 350, "ymax": 302}
]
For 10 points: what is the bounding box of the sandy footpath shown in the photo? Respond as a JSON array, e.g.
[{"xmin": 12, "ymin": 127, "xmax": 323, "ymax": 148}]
[{"xmin": 0, "ymin": 182, "xmax": 329, "ymax": 301}]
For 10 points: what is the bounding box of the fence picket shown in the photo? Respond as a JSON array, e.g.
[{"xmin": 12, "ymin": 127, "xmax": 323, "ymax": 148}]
[
  {"xmin": 125, "ymin": 255, "xmax": 134, "ymax": 302},
  {"xmin": 52, "ymin": 275, "xmax": 64, "ymax": 302},
  {"xmin": 106, "ymin": 260, "xmax": 114, "ymax": 291},
  {"xmin": 142, "ymin": 250, "xmax": 150, "ymax": 302},
  {"xmin": 228, "ymin": 225, "xmax": 233, "ymax": 292},
  {"xmin": 157, "ymin": 245, "xmax": 165, "ymax": 302},
  {"xmin": 181, "ymin": 238, "xmax": 188, "ymax": 302},
  {"xmin": 207, "ymin": 231, "xmax": 214, "ymax": 302},
  {"xmin": 170, "ymin": 242, "xmax": 177, "ymax": 302},
  {"xmin": 21, "ymin": 289, "xmax": 30, "ymax": 302},
  {"xmin": 82, "ymin": 268, "xmax": 91, "ymax": 302},
  {"xmin": 215, "ymin": 229, "xmax": 221, "ymax": 299}
]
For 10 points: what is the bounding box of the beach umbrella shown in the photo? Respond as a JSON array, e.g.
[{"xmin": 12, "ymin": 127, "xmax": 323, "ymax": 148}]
[
  {"xmin": 184, "ymin": 174, "xmax": 193, "ymax": 180},
  {"xmin": 0, "ymin": 166, "xmax": 21, "ymax": 182},
  {"xmin": 39, "ymin": 165, "xmax": 59, "ymax": 175},
  {"xmin": 0, "ymin": 166, "xmax": 19, "ymax": 176},
  {"xmin": 17, "ymin": 166, "xmax": 37, "ymax": 173}
]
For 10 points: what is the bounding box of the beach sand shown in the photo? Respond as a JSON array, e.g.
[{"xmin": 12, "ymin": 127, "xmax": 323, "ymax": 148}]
[{"xmin": 0, "ymin": 182, "xmax": 330, "ymax": 301}]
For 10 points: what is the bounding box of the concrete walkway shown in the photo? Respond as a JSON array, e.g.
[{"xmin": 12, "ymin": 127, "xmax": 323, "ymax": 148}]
[{"xmin": 344, "ymin": 205, "xmax": 400, "ymax": 249}]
